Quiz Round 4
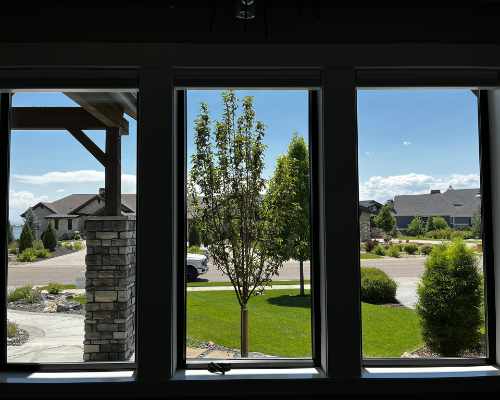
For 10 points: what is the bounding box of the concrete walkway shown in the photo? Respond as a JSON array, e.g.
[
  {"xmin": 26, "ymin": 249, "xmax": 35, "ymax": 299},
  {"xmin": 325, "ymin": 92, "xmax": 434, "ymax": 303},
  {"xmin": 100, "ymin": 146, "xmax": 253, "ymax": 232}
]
[{"xmin": 7, "ymin": 309, "xmax": 84, "ymax": 363}]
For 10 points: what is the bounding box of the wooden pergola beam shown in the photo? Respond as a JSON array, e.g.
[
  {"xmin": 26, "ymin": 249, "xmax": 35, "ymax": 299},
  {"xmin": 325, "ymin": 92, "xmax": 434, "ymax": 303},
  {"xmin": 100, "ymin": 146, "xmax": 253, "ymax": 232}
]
[
  {"xmin": 64, "ymin": 92, "xmax": 130, "ymax": 135},
  {"xmin": 11, "ymin": 107, "xmax": 128, "ymax": 134},
  {"xmin": 67, "ymin": 128, "xmax": 108, "ymax": 167}
]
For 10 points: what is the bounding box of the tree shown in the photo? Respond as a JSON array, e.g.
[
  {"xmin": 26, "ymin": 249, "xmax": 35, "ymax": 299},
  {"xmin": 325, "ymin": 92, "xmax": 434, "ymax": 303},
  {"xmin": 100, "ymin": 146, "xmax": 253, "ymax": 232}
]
[
  {"xmin": 472, "ymin": 206, "xmax": 482, "ymax": 238},
  {"xmin": 374, "ymin": 204, "xmax": 395, "ymax": 234},
  {"xmin": 407, "ymin": 216, "xmax": 425, "ymax": 236},
  {"xmin": 431, "ymin": 216, "xmax": 449, "ymax": 230},
  {"xmin": 188, "ymin": 221, "xmax": 201, "ymax": 247},
  {"xmin": 7, "ymin": 221, "xmax": 14, "ymax": 244},
  {"xmin": 189, "ymin": 91, "xmax": 286, "ymax": 357},
  {"xmin": 264, "ymin": 134, "xmax": 310, "ymax": 296},
  {"xmin": 18, "ymin": 223, "xmax": 34, "ymax": 252},
  {"xmin": 41, "ymin": 222, "xmax": 57, "ymax": 251},
  {"xmin": 416, "ymin": 240, "xmax": 483, "ymax": 356},
  {"xmin": 425, "ymin": 216, "xmax": 435, "ymax": 232}
]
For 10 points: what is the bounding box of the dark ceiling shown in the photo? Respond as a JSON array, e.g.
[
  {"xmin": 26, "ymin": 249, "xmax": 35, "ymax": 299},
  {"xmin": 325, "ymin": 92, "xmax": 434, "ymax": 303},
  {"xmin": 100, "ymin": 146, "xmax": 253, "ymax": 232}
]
[{"xmin": 2, "ymin": 1, "xmax": 500, "ymax": 44}]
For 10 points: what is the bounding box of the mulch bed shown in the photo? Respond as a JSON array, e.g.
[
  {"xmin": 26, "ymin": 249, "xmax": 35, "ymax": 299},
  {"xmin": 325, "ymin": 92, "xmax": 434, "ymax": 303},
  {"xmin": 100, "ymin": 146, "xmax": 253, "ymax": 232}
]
[{"xmin": 7, "ymin": 328, "xmax": 29, "ymax": 347}]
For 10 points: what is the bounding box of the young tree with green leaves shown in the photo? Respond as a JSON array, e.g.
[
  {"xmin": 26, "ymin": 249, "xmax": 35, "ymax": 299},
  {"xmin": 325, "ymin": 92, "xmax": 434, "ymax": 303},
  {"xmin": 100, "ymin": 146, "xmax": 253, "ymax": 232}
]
[
  {"xmin": 374, "ymin": 204, "xmax": 396, "ymax": 235},
  {"xmin": 188, "ymin": 222, "xmax": 201, "ymax": 247},
  {"xmin": 189, "ymin": 91, "xmax": 286, "ymax": 357},
  {"xmin": 407, "ymin": 216, "xmax": 426, "ymax": 236},
  {"xmin": 431, "ymin": 216, "xmax": 449, "ymax": 230},
  {"xmin": 425, "ymin": 216, "xmax": 435, "ymax": 232},
  {"xmin": 472, "ymin": 206, "xmax": 482, "ymax": 238},
  {"xmin": 264, "ymin": 134, "xmax": 310, "ymax": 296}
]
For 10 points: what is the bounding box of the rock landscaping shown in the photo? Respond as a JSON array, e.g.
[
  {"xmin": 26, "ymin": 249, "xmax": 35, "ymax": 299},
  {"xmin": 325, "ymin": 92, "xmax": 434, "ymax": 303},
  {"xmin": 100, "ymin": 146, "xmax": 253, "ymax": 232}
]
[
  {"xmin": 7, "ymin": 327, "xmax": 29, "ymax": 347},
  {"xmin": 8, "ymin": 291, "xmax": 84, "ymax": 315},
  {"xmin": 187, "ymin": 339, "xmax": 277, "ymax": 359}
]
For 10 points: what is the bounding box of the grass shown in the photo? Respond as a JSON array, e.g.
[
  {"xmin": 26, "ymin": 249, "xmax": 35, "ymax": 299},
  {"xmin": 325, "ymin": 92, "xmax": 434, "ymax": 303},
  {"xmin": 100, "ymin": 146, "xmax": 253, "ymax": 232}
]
[
  {"xmin": 7, "ymin": 320, "xmax": 17, "ymax": 338},
  {"xmin": 73, "ymin": 294, "xmax": 87, "ymax": 305},
  {"xmin": 187, "ymin": 289, "xmax": 423, "ymax": 358},
  {"xmin": 187, "ymin": 280, "xmax": 310, "ymax": 287},
  {"xmin": 39, "ymin": 283, "xmax": 77, "ymax": 293},
  {"xmin": 360, "ymin": 253, "xmax": 383, "ymax": 260}
]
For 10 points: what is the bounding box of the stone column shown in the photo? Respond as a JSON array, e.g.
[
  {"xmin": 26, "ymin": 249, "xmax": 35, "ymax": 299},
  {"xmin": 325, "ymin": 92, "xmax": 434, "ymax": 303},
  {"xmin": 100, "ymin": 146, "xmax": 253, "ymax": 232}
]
[{"xmin": 83, "ymin": 216, "xmax": 136, "ymax": 362}]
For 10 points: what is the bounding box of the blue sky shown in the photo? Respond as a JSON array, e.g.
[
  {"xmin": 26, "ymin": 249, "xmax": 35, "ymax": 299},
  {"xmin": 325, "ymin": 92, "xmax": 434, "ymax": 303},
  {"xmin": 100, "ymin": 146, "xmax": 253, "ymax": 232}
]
[{"xmin": 8, "ymin": 89, "xmax": 480, "ymax": 223}]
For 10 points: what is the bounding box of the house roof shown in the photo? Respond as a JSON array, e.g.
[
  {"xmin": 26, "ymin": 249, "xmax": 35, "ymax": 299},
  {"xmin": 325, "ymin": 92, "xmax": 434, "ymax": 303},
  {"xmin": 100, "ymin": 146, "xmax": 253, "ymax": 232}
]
[
  {"xmin": 393, "ymin": 188, "xmax": 481, "ymax": 218},
  {"xmin": 22, "ymin": 193, "xmax": 137, "ymax": 218}
]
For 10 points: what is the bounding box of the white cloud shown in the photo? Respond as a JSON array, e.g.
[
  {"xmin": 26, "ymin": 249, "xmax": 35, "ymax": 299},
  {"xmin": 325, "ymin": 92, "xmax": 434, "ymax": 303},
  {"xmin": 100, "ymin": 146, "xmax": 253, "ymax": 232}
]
[
  {"xmin": 13, "ymin": 170, "xmax": 137, "ymax": 193},
  {"xmin": 56, "ymin": 188, "xmax": 65, "ymax": 193},
  {"xmin": 359, "ymin": 173, "xmax": 480, "ymax": 203},
  {"xmin": 403, "ymin": 141, "xmax": 412, "ymax": 146},
  {"xmin": 9, "ymin": 190, "xmax": 50, "ymax": 220}
]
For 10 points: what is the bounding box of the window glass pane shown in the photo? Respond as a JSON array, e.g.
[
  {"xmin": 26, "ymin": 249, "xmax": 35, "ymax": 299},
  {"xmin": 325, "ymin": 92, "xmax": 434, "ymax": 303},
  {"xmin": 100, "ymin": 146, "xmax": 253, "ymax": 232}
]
[
  {"xmin": 185, "ymin": 89, "xmax": 313, "ymax": 360},
  {"xmin": 357, "ymin": 89, "xmax": 487, "ymax": 359},
  {"xmin": 7, "ymin": 90, "xmax": 137, "ymax": 363}
]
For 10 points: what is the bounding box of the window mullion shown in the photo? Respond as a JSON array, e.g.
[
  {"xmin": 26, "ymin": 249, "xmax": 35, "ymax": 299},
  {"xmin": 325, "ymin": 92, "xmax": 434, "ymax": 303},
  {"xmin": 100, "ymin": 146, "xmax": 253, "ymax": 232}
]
[{"xmin": 321, "ymin": 68, "xmax": 361, "ymax": 378}]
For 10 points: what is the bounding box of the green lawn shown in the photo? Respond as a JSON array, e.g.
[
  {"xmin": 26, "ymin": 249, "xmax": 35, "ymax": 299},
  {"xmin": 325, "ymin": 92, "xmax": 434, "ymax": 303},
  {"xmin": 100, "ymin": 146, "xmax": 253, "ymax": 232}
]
[
  {"xmin": 187, "ymin": 289, "xmax": 423, "ymax": 358},
  {"xmin": 360, "ymin": 253, "xmax": 383, "ymax": 260},
  {"xmin": 188, "ymin": 280, "xmax": 310, "ymax": 287}
]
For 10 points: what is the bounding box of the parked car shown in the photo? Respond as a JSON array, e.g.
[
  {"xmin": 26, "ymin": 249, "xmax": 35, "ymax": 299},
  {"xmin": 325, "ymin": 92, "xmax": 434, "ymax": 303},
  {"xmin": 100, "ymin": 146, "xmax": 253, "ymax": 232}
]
[{"xmin": 186, "ymin": 253, "xmax": 208, "ymax": 281}]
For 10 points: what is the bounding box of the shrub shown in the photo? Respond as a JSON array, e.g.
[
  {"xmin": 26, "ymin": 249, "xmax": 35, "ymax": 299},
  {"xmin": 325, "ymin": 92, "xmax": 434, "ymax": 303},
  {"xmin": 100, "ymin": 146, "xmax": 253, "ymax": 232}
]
[
  {"xmin": 360, "ymin": 267, "xmax": 397, "ymax": 304},
  {"xmin": 45, "ymin": 282, "xmax": 64, "ymax": 295},
  {"xmin": 404, "ymin": 243, "xmax": 419, "ymax": 255},
  {"xmin": 416, "ymin": 240, "xmax": 483, "ymax": 356},
  {"xmin": 17, "ymin": 248, "xmax": 37, "ymax": 262},
  {"xmin": 363, "ymin": 239, "xmax": 378, "ymax": 253},
  {"xmin": 187, "ymin": 245, "xmax": 205, "ymax": 255},
  {"xmin": 34, "ymin": 248, "xmax": 50, "ymax": 259},
  {"xmin": 425, "ymin": 229, "xmax": 452, "ymax": 240},
  {"xmin": 432, "ymin": 216, "xmax": 449, "ymax": 230},
  {"xmin": 374, "ymin": 204, "xmax": 396, "ymax": 234},
  {"xmin": 387, "ymin": 245, "xmax": 400, "ymax": 258},
  {"xmin": 373, "ymin": 244, "xmax": 385, "ymax": 256},
  {"xmin": 420, "ymin": 244, "xmax": 433, "ymax": 255},
  {"xmin": 407, "ymin": 216, "xmax": 426, "ymax": 236},
  {"xmin": 72, "ymin": 231, "xmax": 82, "ymax": 240},
  {"xmin": 73, "ymin": 241, "xmax": 84, "ymax": 251},
  {"xmin": 8, "ymin": 285, "xmax": 42, "ymax": 303},
  {"xmin": 188, "ymin": 223, "xmax": 202, "ymax": 247},
  {"xmin": 7, "ymin": 320, "xmax": 17, "ymax": 338},
  {"xmin": 32, "ymin": 240, "xmax": 44, "ymax": 251},
  {"xmin": 18, "ymin": 224, "xmax": 34, "ymax": 253},
  {"xmin": 41, "ymin": 223, "xmax": 57, "ymax": 251}
]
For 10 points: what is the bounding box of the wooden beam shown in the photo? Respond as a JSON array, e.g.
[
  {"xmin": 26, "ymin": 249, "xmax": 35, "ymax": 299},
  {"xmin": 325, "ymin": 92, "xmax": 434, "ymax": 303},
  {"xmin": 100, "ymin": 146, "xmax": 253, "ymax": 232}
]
[
  {"xmin": 65, "ymin": 92, "xmax": 129, "ymax": 135},
  {"xmin": 12, "ymin": 107, "xmax": 111, "ymax": 131},
  {"xmin": 67, "ymin": 128, "xmax": 108, "ymax": 167},
  {"xmin": 105, "ymin": 127, "xmax": 122, "ymax": 216}
]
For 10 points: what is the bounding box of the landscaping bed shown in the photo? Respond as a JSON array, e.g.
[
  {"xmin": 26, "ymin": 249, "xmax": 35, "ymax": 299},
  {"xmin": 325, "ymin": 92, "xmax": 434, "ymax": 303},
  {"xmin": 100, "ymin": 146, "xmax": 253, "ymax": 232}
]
[{"xmin": 7, "ymin": 321, "xmax": 29, "ymax": 347}]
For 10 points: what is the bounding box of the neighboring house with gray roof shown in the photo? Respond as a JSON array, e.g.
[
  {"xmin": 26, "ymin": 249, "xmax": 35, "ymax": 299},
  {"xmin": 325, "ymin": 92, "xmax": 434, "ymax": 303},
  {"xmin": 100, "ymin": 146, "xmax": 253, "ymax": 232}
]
[
  {"xmin": 393, "ymin": 187, "xmax": 481, "ymax": 230},
  {"xmin": 21, "ymin": 189, "xmax": 136, "ymax": 240}
]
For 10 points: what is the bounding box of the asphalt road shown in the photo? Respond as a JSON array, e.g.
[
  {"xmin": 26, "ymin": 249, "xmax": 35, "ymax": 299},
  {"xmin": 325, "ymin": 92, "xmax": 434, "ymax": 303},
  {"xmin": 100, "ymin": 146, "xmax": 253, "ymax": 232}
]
[{"xmin": 7, "ymin": 249, "xmax": 428, "ymax": 287}]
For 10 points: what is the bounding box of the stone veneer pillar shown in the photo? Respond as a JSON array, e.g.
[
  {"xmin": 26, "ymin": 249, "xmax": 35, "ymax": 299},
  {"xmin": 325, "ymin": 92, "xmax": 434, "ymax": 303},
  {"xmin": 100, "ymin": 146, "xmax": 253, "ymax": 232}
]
[{"xmin": 83, "ymin": 215, "xmax": 136, "ymax": 361}]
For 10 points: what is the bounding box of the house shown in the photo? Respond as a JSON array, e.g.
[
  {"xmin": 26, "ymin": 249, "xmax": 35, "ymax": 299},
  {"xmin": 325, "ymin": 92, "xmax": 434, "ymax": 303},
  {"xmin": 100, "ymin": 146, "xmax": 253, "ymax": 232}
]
[
  {"xmin": 21, "ymin": 189, "xmax": 136, "ymax": 240},
  {"xmin": 359, "ymin": 200, "xmax": 383, "ymax": 215},
  {"xmin": 359, "ymin": 204, "xmax": 372, "ymax": 242},
  {"xmin": 393, "ymin": 187, "xmax": 481, "ymax": 230}
]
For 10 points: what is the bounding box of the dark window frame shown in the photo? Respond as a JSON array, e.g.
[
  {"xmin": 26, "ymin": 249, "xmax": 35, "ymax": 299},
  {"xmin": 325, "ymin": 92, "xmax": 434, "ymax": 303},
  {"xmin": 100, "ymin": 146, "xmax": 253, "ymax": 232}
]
[
  {"xmin": 0, "ymin": 62, "xmax": 497, "ymax": 396},
  {"xmin": 67, "ymin": 218, "xmax": 72, "ymax": 231},
  {"xmin": 0, "ymin": 71, "xmax": 139, "ymax": 374},
  {"xmin": 356, "ymin": 72, "xmax": 497, "ymax": 368}
]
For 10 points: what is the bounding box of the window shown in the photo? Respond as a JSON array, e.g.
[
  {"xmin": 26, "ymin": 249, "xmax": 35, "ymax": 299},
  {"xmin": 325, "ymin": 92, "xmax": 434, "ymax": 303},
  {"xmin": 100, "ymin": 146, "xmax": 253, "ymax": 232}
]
[
  {"xmin": 183, "ymin": 89, "xmax": 315, "ymax": 363},
  {"xmin": 357, "ymin": 89, "xmax": 489, "ymax": 361},
  {"xmin": 5, "ymin": 89, "xmax": 137, "ymax": 365}
]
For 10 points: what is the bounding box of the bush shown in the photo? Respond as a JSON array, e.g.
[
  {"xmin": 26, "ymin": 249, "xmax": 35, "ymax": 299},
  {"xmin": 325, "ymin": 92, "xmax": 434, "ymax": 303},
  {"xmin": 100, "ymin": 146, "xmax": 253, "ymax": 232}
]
[
  {"xmin": 416, "ymin": 240, "xmax": 483, "ymax": 356},
  {"xmin": 34, "ymin": 248, "xmax": 50, "ymax": 259},
  {"xmin": 425, "ymin": 229, "xmax": 452, "ymax": 240},
  {"xmin": 18, "ymin": 224, "xmax": 34, "ymax": 253},
  {"xmin": 73, "ymin": 241, "xmax": 84, "ymax": 251},
  {"xmin": 32, "ymin": 240, "xmax": 44, "ymax": 251},
  {"xmin": 420, "ymin": 244, "xmax": 433, "ymax": 255},
  {"xmin": 373, "ymin": 244, "xmax": 385, "ymax": 256},
  {"xmin": 404, "ymin": 243, "xmax": 419, "ymax": 255},
  {"xmin": 41, "ymin": 223, "xmax": 57, "ymax": 251},
  {"xmin": 17, "ymin": 248, "xmax": 37, "ymax": 262},
  {"xmin": 363, "ymin": 239, "xmax": 378, "ymax": 253},
  {"xmin": 45, "ymin": 282, "xmax": 65, "ymax": 295},
  {"xmin": 7, "ymin": 320, "xmax": 17, "ymax": 338},
  {"xmin": 432, "ymin": 216, "xmax": 449, "ymax": 230},
  {"xmin": 188, "ymin": 223, "xmax": 202, "ymax": 247},
  {"xmin": 387, "ymin": 245, "xmax": 400, "ymax": 258},
  {"xmin": 8, "ymin": 285, "xmax": 42, "ymax": 303},
  {"xmin": 407, "ymin": 216, "xmax": 426, "ymax": 236},
  {"xmin": 360, "ymin": 267, "xmax": 398, "ymax": 304},
  {"xmin": 187, "ymin": 245, "xmax": 205, "ymax": 255}
]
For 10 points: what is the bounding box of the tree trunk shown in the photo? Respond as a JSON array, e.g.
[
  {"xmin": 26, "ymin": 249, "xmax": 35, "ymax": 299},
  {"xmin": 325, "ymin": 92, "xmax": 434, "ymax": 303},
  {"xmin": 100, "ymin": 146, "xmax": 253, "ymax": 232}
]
[
  {"xmin": 299, "ymin": 260, "xmax": 305, "ymax": 296},
  {"xmin": 240, "ymin": 305, "xmax": 249, "ymax": 357}
]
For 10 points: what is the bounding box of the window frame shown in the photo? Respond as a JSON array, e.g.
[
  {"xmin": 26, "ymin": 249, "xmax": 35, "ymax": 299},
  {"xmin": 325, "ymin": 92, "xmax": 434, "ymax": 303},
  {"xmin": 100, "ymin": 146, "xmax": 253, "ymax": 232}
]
[
  {"xmin": 0, "ymin": 59, "xmax": 498, "ymax": 396},
  {"xmin": 0, "ymin": 71, "xmax": 139, "ymax": 373},
  {"xmin": 356, "ymin": 71, "xmax": 497, "ymax": 368},
  {"xmin": 173, "ymin": 73, "xmax": 325, "ymax": 371}
]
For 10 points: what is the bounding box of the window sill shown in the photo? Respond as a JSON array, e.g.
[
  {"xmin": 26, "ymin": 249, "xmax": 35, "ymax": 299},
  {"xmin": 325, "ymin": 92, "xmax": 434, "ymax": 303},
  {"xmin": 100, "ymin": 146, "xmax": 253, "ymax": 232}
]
[
  {"xmin": 363, "ymin": 365, "xmax": 500, "ymax": 379},
  {"xmin": 172, "ymin": 367, "xmax": 324, "ymax": 380},
  {"xmin": 0, "ymin": 370, "xmax": 135, "ymax": 384}
]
